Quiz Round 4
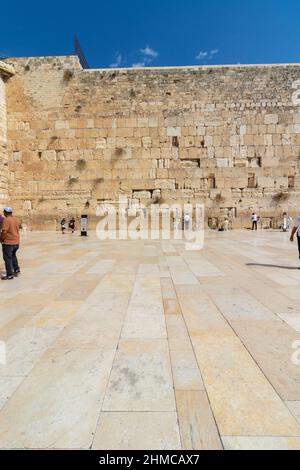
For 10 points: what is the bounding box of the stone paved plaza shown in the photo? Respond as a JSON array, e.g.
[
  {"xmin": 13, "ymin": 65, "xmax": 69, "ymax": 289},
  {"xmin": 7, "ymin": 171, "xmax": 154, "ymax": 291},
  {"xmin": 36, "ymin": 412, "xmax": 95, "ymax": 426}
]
[{"xmin": 0, "ymin": 230, "xmax": 300, "ymax": 450}]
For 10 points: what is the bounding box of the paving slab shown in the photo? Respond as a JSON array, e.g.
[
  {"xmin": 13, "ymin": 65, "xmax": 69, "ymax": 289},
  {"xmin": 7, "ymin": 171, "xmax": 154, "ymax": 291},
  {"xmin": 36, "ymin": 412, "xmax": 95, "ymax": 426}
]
[
  {"xmin": 176, "ymin": 391, "xmax": 223, "ymax": 450},
  {"xmin": 0, "ymin": 230, "xmax": 300, "ymax": 449},
  {"xmin": 92, "ymin": 412, "xmax": 180, "ymax": 450}
]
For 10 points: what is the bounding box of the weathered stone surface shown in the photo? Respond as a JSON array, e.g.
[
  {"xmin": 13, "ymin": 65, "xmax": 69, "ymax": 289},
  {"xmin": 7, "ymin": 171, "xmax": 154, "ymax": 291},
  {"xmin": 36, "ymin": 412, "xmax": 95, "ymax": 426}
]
[{"xmin": 0, "ymin": 56, "xmax": 300, "ymax": 228}]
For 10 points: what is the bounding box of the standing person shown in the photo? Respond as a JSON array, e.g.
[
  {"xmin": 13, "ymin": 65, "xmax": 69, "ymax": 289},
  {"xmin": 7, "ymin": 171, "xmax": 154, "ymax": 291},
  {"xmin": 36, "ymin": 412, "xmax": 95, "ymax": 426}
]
[
  {"xmin": 290, "ymin": 216, "xmax": 300, "ymax": 260},
  {"xmin": 69, "ymin": 217, "xmax": 76, "ymax": 234},
  {"xmin": 0, "ymin": 207, "xmax": 22, "ymax": 280},
  {"xmin": 0, "ymin": 214, "xmax": 4, "ymax": 234},
  {"xmin": 223, "ymin": 218, "xmax": 229, "ymax": 231},
  {"xmin": 60, "ymin": 218, "xmax": 66, "ymax": 234},
  {"xmin": 282, "ymin": 212, "xmax": 293, "ymax": 232},
  {"xmin": 0, "ymin": 215, "xmax": 4, "ymax": 274},
  {"xmin": 251, "ymin": 213, "xmax": 258, "ymax": 231}
]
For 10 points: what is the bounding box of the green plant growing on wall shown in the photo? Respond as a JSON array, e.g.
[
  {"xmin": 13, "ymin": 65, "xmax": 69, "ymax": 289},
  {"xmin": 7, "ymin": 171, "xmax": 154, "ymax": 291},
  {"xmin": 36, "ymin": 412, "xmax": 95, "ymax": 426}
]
[
  {"xmin": 273, "ymin": 191, "xmax": 290, "ymax": 203},
  {"xmin": 85, "ymin": 200, "xmax": 90, "ymax": 209},
  {"xmin": 93, "ymin": 177, "xmax": 104, "ymax": 190},
  {"xmin": 114, "ymin": 147, "xmax": 125, "ymax": 159},
  {"xmin": 63, "ymin": 70, "xmax": 74, "ymax": 82},
  {"xmin": 76, "ymin": 159, "xmax": 87, "ymax": 171}
]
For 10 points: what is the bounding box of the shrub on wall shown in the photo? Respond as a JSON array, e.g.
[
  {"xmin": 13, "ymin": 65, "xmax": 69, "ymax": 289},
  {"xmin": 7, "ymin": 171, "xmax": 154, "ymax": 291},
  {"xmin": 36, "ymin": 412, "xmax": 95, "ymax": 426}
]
[
  {"xmin": 273, "ymin": 191, "xmax": 290, "ymax": 203},
  {"xmin": 114, "ymin": 148, "xmax": 125, "ymax": 158},
  {"xmin": 63, "ymin": 70, "xmax": 74, "ymax": 82},
  {"xmin": 76, "ymin": 159, "xmax": 87, "ymax": 171}
]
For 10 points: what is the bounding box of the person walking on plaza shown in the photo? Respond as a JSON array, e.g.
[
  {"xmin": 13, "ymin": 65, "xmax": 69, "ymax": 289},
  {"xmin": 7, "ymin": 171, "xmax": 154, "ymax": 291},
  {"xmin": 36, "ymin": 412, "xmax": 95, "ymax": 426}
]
[
  {"xmin": 282, "ymin": 212, "xmax": 293, "ymax": 232},
  {"xmin": 0, "ymin": 207, "xmax": 22, "ymax": 280},
  {"xmin": 60, "ymin": 218, "xmax": 66, "ymax": 234},
  {"xmin": 251, "ymin": 213, "xmax": 258, "ymax": 231},
  {"xmin": 69, "ymin": 217, "xmax": 76, "ymax": 234},
  {"xmin": 290, "ymin": 216, "xmax": 300, "ymax": 260}
]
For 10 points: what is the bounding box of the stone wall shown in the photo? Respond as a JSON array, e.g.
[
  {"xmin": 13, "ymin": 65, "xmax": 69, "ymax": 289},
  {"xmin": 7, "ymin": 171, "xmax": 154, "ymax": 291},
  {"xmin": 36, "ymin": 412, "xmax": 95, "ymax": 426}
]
[
  {"xmin": 0, "ymin": 62, "xmax": 14, "ymax": 205},
  {"xmin": 3, "ymin": 56, "xmax": 300, "ymax": 229}
]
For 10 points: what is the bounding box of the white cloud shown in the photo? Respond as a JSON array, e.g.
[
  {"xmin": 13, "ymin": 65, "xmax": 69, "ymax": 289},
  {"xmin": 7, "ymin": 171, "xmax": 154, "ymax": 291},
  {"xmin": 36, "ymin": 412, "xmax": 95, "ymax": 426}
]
[
  {"xmin": 131, "ymin": 62, "xmax": 146, "ymax": 68},
  {"xmin": 140, "ymin": 46, "xmax": 159, "ymax": 58},
  {"xmin": 110, "ymin": 45, "xmax": 159, "ymax": 69},
  {"xmin": 131, "ymin": 46, "xmax": 159, "ymax": 69},
  {"xmin": 131, "ymin": 45, "xmax": 159, "ymax": 67},
  {"xmin": 110, "ymin": 52, "xmax": 123, "ymax": 68},
  {"xmin": 196, "ymin": 51, "xmax": 208, "ymax": 60},
  {"xmin": 196, "ymin": 48, "xmax": 220, "ymax": 62}
]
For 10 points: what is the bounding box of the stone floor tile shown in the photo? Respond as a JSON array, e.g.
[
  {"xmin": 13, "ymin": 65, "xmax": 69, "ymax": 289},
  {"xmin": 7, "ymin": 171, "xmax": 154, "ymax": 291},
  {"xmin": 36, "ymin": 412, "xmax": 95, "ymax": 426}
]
[
  {"xmin": 176, "ymin": 391, "xmax": 222, "ymax": 450},
  {"xmin": 102, "ymin": 339, "xmax": 175, "ymax": 412},
  {"xmin": 92, "ymin": 412, "xmax": 180, "ymax": 450}
]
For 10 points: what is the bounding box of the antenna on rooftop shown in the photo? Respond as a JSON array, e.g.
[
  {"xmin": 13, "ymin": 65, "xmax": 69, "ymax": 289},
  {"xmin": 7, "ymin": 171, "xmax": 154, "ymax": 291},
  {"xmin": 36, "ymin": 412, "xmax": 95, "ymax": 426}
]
[{"xmin": 74, "ymin": 35, "xmax": 90, "ymax": 69}]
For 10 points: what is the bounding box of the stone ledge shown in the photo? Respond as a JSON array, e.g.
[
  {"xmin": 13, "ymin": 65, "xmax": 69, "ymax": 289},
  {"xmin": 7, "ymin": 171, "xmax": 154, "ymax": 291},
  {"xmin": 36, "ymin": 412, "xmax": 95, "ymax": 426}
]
[
  {"xmin": 0, "ymin": 61, "xmax": 15, "ymax": 77},
  {"xmin": 86, "ymin": 62, "xmax": 300, "ymax": 73}
]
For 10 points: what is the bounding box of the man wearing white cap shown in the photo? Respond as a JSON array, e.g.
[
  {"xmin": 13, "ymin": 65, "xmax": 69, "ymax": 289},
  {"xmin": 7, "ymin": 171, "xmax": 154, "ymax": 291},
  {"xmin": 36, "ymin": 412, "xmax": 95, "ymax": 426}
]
[
  {"xmin": 290, "ymin": 215, "xmax": 300, "ymax": 261},
  {"xmin": 0, "ymin": 208, "xmax": 22, "ymax": 280}
]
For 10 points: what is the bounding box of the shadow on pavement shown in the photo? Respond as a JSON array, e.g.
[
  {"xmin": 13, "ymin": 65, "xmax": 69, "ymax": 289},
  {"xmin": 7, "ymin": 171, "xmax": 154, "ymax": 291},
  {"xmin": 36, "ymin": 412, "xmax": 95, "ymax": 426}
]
[{"xmin": 246, "ymin": 263, "xmax": 300, "ymax": 270}]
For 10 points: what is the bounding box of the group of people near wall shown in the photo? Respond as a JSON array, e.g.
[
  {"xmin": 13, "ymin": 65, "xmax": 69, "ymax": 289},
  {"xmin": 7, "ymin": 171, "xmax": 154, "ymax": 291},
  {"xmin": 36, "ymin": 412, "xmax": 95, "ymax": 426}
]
[
  {"xmin": 251, "ymin": 212, "xmax": 295, "ymax": 232},
  {"xmin": 219, "ymin": 212, "xmax": 295, "ymax": 232},
  {"xmin": 60, "ymin": 217, "xmax": 76, "ymax": 234},
  {"xmin": 0, "ymin": 207, "xmax": 300, "ymax": 280}
]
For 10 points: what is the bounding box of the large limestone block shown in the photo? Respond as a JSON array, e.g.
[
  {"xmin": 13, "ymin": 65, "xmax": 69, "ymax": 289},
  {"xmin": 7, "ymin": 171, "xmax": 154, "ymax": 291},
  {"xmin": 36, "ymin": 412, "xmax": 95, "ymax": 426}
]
[
  {"xmin": 264, "ymin": 114, "xmax": 279, "ymax": 125},
  {"xmin": 155, "ymin": 179, "xmax": 176, "ymax": 190},
  {"xmin": 167, "ymin": 127, "xmax": 181, "ymax": 137},
  {"xmin": 41, "ymin": 150, "xmax": 57, "ymax": 161},
  {"xmin": 132, "ymin": 191, "xmax": 151, "ymax": 199}
]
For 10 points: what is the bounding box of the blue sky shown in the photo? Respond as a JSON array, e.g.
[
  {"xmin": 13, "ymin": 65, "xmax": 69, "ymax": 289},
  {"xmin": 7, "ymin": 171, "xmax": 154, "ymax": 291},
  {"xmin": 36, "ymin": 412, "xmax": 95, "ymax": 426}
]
[{"xmin": 1, "ymin": 0, "xmax": 300, "ymax": 68}]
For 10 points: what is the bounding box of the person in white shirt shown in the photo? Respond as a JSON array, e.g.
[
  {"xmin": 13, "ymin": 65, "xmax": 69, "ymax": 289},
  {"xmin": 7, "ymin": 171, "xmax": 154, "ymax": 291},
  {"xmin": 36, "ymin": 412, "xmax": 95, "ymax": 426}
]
[
  {"xmin": 251, "ymin": 213, "xmax": 258, "ymax": 231},
  {"xmin": 283, "ymin": 212, "xmax": 293, "ymax": 232},
  {"xmin": 290, "ymin": 216, "xmax": 300, "ymax": 260},
  {"xmin": 223, "ymin": 218, "xmax": 229, "ymax": 231}
]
